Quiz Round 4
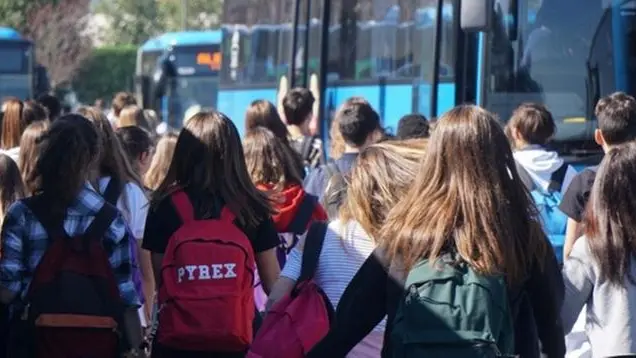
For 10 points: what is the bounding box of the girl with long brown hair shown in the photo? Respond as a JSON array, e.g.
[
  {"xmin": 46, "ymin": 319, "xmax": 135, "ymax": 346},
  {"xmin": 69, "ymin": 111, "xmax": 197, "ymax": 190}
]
[
  {"xmin": 144, "ymin": 133, "xmax": 178, "ymax": 191},
  {"xmin": 562, "ymin": 141, "xmax": 636, "ymax": 357},
  {"xmin": 18, "ymin": 121, "xmax": 49, "ymax": 195},
  {"xmin": 0, "ymin": 98, "xmax": 25, "ymax": 162},
  {"xmin": 243, "ymin": 127, "xmax": 327, "ymax": 311},
  {"xmin": 77, "ymin": 106, "xmax": 154, "ymax": 328},
  {"xmin": 143, "ymin": 110, "xmax": 281, "ymax": 357},
  {"xmin": 307, "ymin": 105, "xmax": 565, "ymax": 358},
  {"xmin": 268, "ymin": 139, "xmax": 426, "ymax": 357},
  {"xmin": 244, "ymin": 100, "xmax": 306, "ymax": 177}
]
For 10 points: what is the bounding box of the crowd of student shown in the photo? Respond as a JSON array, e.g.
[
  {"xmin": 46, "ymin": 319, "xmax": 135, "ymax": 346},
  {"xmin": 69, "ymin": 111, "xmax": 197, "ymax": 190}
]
[{"xmin": 0, "ymin": 87, "xmax": 634, "ymax": 358}]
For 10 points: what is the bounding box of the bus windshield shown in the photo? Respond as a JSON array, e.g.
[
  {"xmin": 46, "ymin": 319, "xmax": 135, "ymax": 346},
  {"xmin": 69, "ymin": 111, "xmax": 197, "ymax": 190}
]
[
  {"xmin": 487, "ymin": 0, "xmax": 628, "ymax": 146},
  {"xmin": 0, "ymin": 41, "xmax": 32, "ymax": 100}
]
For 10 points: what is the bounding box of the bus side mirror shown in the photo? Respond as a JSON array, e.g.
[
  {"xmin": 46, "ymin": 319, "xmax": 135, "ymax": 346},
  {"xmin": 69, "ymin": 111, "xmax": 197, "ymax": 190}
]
[
  {"xmin": 460, "ymin": 0, "xmax": 494, "ymax": 32},
  {"xmin": 152, "ymin": 55, "xmax": 177, "ymax": 99}
]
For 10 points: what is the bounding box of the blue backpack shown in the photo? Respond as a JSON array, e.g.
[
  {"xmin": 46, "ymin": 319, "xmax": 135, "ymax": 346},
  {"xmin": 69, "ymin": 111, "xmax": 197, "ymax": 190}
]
[{"xmin": 516, "ymin": 163, "xmax": 568, "ymax": 262}]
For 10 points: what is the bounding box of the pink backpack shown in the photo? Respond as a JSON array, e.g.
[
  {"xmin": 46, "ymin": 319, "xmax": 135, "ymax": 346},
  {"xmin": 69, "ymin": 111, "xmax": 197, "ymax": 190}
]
[{"xmin": 248, "ymin": 222, "xmax": 333, "ymax": 358}]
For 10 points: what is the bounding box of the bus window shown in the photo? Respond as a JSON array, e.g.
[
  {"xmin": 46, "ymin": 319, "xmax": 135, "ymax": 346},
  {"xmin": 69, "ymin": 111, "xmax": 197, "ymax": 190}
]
[{"xmin": 487, "ymin": 0, "xmax": 603, "ymax": 144}]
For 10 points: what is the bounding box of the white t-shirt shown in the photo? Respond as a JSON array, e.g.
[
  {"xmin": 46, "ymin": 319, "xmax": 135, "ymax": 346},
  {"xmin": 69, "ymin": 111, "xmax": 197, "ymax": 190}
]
[
  {"xmin": 97, "ymin": 176, "xmax": 148, "ymax": 240},
  {"xmin": 281, "ymin": 220, "xmax": 385, "ymax": 357}
]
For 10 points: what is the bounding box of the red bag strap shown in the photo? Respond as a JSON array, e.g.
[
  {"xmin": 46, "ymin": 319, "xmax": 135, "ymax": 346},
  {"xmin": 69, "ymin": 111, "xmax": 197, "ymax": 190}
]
[
  {"xmin": 171, "ymin": 191, "xmax": 194, "ymax": 223},
  {"xmin": 171, "ymin": 190, "xmax": 237, "ymax": 223}
]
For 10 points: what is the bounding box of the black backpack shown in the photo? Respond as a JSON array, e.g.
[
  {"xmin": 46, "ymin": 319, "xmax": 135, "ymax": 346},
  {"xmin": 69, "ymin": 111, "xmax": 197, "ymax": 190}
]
[
  {"xmin": 321, "ymin": 162, "xmax": 347, "ymax": 220},
  {"xmin": 292, "ymin": 136, "xmax": 318, "ymax": 171}
]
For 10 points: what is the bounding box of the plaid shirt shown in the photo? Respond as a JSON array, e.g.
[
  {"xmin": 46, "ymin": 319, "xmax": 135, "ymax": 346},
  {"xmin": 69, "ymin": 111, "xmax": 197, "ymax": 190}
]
[{"xmin": 0, "ymin": 183, "xmax": 139, "ymax": 306}]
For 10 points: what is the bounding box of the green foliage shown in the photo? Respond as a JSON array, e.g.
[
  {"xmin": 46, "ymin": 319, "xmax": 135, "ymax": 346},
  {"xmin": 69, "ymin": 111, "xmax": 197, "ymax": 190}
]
[
  {"xmin": 159, "ymin": 0, "xmax": 222, "ymax": 31},
  {"xmin": 0, "ymin": 0, "xmax": 57, "ymax": 33},
  {"xmin": 73, "ymin": 45, "xmax": 137, "ymax": 104},
  {"xmin": 95, "ymin": 0, "xmax": 162, "ymax": 45}
]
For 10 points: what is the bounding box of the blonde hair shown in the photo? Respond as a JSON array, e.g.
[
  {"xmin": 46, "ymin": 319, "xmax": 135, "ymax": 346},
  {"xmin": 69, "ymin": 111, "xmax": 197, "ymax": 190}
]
[
  {"xmin": 340, "ymin": 139, "xmax": 426, "ymax": 241},
  {"xmin": 144, "ymin": 133, "xmax": 178, "ymax": 190},
  {"xmin": 117, "ymin": 105, "xmax": 150, "ymax": 130},
  {"xmin": 19, "ymin": 121, "xmax": 50, "ymax": 195},
  {"xmin": 381, "ymin": 105, "xmax": 548, "ymax": 285}
]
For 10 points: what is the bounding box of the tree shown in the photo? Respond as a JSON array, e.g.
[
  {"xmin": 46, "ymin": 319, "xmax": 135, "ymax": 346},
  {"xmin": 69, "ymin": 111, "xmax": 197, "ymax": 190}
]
[
  {"xmin": 0, "ymin": 0, "xmax": 56, "ymax": 33},
  {"xmin": 26, "ymin": 0, "xmax": 93, "ymax": 89},
  {"xmin": 159, "ymin": 0, "xmax": 223, "ymax": 31},
  {"xmin": 96, "ymin": 0, "xmax": 162, "ymax": 45}
]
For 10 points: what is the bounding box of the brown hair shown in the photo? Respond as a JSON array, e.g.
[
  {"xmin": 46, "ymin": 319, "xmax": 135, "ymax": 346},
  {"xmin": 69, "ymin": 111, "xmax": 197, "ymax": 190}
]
[
  {"xmin": 29, "ymin": 114, "xmax": 100, "ymax": 217},
  {"xmin": 245, "ymin": 100, "xmax": 289, "ymax": 141},
  {"xmin": 153, "ymin": 111, "xmax": 274, "ymax": 227},
  {"xmin": 584, "ymin": 142, "xmax": 636, "ymax": 286},
  {"xmin": 117, "ymin": 105, "xmax": 150, "ymax": 130},
  {"xmin": 0, "ymin": 153, "xmax": 25, "ymax": 225},
  {"xmin": 506, "ymin": 103, "xmax": 556, "ymax": 146},
  {"xmin": 77, "ymin": 106, "xmax": 143, "ymax": 211},
  {"xmin": 144, "ymin": 133, "xmax": 178, "ymax": 190},
  {"xmin": 381, "ymin": 105, "xmax": 547, "ymax": 285},
  {"xmin": 112, "ymin": 92, "xmax": 137, "ymax": 118},
  {"xmin": 340, "ymin": 139, "xmax": 426, "ymax": 241},
  {"xmin": 19, "ymin": 121, "xmax": 50, "ymax": 195},
  {"xmin": 22, "ymin": 100, "xmax": 49, "ymax": 126},
  {"xmin": 243, "ymin": 127, "xmax": 304, "ymax": 191},
  {"xmin": 1, "ymin": 98, "xmax": 24, "ymax": 149}
]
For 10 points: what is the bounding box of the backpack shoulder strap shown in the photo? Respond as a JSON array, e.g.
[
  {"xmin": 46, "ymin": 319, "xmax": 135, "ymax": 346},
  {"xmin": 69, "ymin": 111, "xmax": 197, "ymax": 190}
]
[
  {"xmin": 102, "ymin": 177, "xmax": 122, "ymax": 206},
  {"xmin": 515, "ymin": 161, "xmax": 536, "ymax": 191},
  {"xmin": 297, "ymin": 221, "xmax": 328, "ymax": 282},
  {"xmin": 301, "ymin": 136, "xmax": 314, "ymax": 162},
  {"xmin": 285, "ymin": 194, "xmax": 318, "ymax": 234},
  {"xmin": 170, "ymin": 190, "xmax": 195, "ymax": 223},
  {"xmin": 548, "ymin": 163, "xmax": 569, "ymax": 192},
  {"xmin": 22, "ymin": 195, "xmax": 66, "ymax": 240},
  {"xmin": 84, "ymin": 203, "xmax": 119, "ymax": 240}
]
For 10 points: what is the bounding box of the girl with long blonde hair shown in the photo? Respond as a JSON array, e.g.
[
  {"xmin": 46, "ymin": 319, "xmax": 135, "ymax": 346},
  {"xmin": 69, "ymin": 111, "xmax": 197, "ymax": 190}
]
[
  {"xmin": 144, "ymin": 133, "xmax": 178, "ymax": 191},
  {"xmin": 268, "ymin": 139, "xmax": 426, "ymax": 357}
]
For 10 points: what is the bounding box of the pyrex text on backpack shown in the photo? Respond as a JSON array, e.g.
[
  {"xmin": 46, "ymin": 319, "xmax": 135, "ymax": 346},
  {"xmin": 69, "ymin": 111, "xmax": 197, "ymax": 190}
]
[
  {"xmin": 516, "ymin": 163, "xmax": 568, "ymax": 262},
  {"xmin": 391, "ymin": 254, "xmax": 515, "ymax": 358},
  {"xmin": 157, "ymin": 190, "xmax": 256, "ymax": 352},
  {"xmin": 9, "ymin": 196, "xmax": 127, "ymax": 358},
  {"xmin": 248, "ymin": 222, "xmax": 334, "ymax": 358},
  {"xmin": 254, "ymin": 194, "xmax": 317, "ymax": 312}
]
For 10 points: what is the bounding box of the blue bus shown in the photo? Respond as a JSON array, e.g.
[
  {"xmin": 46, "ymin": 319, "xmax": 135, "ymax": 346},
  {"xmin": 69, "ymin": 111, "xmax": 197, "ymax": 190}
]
[
  {"xmin": 0, "ymin": 27, "xmax": 40, "ymax": 100},
  {"xmin": 219, "ymin": 0, "xmax": 629, "ymax": 158},
  {"xmin": 136, "ymin": 31, "xmax": 222, "ymax": 127}
]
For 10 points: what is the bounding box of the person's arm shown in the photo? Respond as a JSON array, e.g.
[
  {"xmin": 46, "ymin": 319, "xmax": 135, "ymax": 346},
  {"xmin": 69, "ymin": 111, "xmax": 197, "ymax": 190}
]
[
  {"xmin": 104, "ymin": 215, "xmax": 142, "ymax": 350},
  {"xmin": 138, "ymin": 245, "xmax": 154, "ymax": 321},
  {"xmin": 307, "ymin": 249, "xmax": 392, "ymax": 357},
  {"xmin": 561, "ymin": 238, "xmax": 594, "ymax": 334},
  {"xmin": 266, "ymin": 239, "xmax": 303, "ymax": 311},
  {"xmin": 128, "ymin": 187, "xmax": 154, "ymax": 322},
  {"xmin": 0, "ymin": 204, "xmax": 26, "ymax": 305},
  {"xmin": 256, "ymin": 248, "xmax": 280, "ymax": 294},
  {"xmin": 253, "ymin": 217, "xmax": 282, "ymax": 294},
  {"xmin": 563, "ymin": 218, "xmax": 582, "ymax": 260},
  {"xmin": 525, "ymin": 242, "xmax": 566, "ymax": 358}
]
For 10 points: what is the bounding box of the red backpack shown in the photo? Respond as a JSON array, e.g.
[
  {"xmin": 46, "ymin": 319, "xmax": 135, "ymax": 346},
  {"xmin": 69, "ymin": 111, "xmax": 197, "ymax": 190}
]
[
  {"xmin": 9, "ymin": 196, "xmax": 126, "ymax": 358},
  {"xmin": 157, "ymin": 190, "xmax": 256, "ymax": 352},
  {"xmin": 248, "ymin": 222, "xmax": 334, "ymax": 358}
]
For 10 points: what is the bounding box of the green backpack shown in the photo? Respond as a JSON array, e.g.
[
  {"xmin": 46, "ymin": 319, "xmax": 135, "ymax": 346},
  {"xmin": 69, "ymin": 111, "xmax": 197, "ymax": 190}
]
[{"xmin": 390, "ymin": 257, "xmax": 515, "ymax": 358}]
